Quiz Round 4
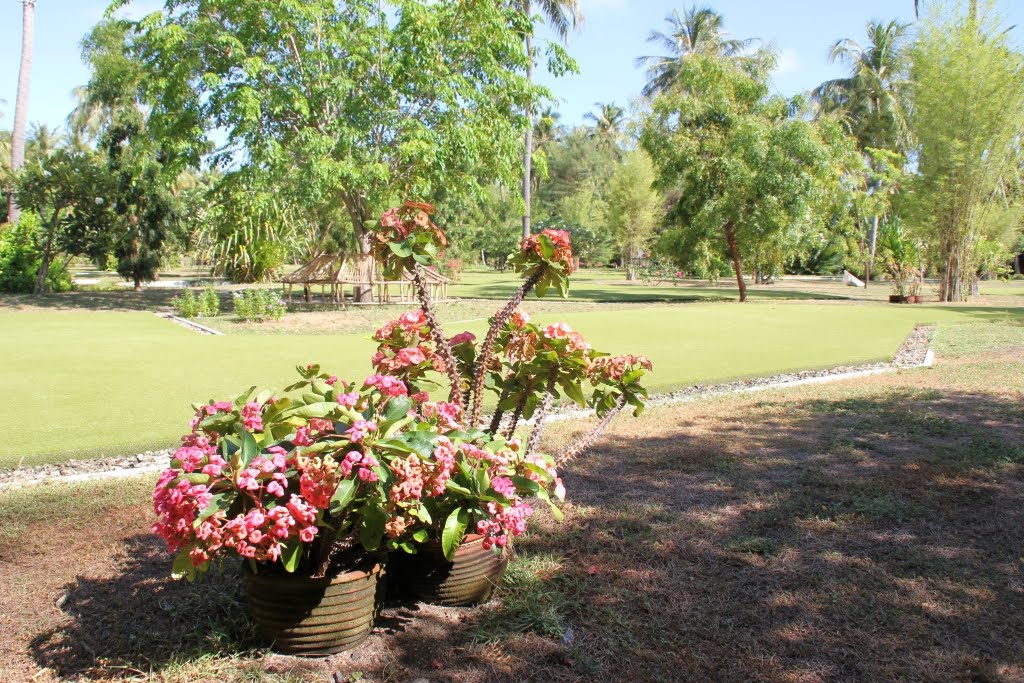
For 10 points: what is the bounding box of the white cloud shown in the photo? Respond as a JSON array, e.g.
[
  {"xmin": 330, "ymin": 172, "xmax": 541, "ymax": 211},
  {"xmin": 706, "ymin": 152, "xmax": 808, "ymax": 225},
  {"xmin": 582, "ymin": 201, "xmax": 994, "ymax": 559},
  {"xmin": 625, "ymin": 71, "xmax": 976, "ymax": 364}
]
[{"xmin": 774, "ymin": 48, "xmax": 801, "ymax": 75}]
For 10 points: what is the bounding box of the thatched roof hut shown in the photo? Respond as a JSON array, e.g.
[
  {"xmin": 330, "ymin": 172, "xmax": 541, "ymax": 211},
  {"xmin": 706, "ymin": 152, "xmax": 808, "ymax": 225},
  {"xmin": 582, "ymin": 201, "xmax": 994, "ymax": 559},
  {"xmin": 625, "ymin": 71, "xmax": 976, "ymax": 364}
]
[{"xmin": 280, "ymin": 253, "xmax": 451, "ymax": 305}]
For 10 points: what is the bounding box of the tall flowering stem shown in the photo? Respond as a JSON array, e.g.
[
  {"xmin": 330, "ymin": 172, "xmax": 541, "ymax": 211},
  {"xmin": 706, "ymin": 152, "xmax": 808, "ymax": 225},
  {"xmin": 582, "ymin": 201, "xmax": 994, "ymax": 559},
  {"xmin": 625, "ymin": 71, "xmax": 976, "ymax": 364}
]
[
  {"xmin": 526, "ymin": 388, "xmax": 555, "ymax": 455},
  {"xmin": 411, "ymin": 265, "xmax": 464, "ymax": 408},
  {"xmin": 556, "ymin": 397, "xmax": 625, "ymax": 467},
  {"xmin": 469, "ymin": 268, "xmax": 544, "ymax": 426}
]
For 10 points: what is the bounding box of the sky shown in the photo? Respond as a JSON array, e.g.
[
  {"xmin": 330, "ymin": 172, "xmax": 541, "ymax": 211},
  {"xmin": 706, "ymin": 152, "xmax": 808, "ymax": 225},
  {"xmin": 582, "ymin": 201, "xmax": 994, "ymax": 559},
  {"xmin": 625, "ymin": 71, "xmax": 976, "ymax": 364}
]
[{"xmin": 2, "ymin": 0, "xmax": 1023, "ymax": 134}]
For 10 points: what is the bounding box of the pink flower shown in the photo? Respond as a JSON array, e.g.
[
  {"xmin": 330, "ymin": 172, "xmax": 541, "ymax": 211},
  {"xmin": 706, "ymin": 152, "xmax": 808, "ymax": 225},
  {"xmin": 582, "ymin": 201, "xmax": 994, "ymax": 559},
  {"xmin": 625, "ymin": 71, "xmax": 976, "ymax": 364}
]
[
  {"xmin": 510, "ymin": 309, "xmax": 531, "ymax": 328},
  {"xmin": 449, "ymin": 331, "xmax": 476, "ymax": 347},
  {"xmin": 325, "ymin": 375, "xmax": 338, "ymax": 386},
  {"xmin": 544, "ymin": 322, "xmax": 572, "ymax": 340},
  {"xmin": 395, "ymin": 346, "xmax": 427, "ymax": 367},
  {"xmin": 292, "ymin": 427, "xmax": 314, "ymax": 446},
  {"xmin": 241, "ymin": 402, "xmax": 264, "ymax": 432},
  {"xmin": 364, "ymin": 374, "xmax": 408, "ymax": 397},
  {"xmin": 336, "ymin": 391, "xmax": 360, "ymax": 408},
  {"xmin": 491, "ymin": 476, "xmax": 516, "ymax": 498},
  {"xmin": 309, "ymin": 418, "xmax": 334, "ymax": 434},
  {"xmin": 345, "ymin": 419, "xmax": 378, "ymax": 443}
]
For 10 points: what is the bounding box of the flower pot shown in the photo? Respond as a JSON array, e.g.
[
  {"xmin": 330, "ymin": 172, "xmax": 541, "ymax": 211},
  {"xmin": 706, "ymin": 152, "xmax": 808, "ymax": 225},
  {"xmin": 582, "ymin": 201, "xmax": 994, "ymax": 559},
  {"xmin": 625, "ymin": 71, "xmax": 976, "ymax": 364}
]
[
  {"xmin": 396, "ymin": 534, "xmax": 508, "ymax": 606},
  {"xmin": 243, "ymin": 562, "xmax": 384, "ymax": 656},
  {"xmin": 889, "ymin": 294, "xmax": 908, "ymax": 304}
]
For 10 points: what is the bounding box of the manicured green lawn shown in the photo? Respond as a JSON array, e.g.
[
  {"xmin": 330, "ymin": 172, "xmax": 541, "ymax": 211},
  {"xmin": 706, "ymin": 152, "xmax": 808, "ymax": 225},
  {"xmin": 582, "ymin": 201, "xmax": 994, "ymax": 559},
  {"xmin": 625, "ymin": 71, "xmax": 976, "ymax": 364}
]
[{"xmin": 2, "ymin": 301, "xmax": 1021, "ymax": 467}]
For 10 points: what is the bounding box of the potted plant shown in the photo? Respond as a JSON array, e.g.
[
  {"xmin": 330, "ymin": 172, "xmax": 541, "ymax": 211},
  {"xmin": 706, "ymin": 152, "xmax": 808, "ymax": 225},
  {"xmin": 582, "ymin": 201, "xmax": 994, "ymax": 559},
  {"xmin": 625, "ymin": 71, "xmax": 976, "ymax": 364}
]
[
  {"xmin": 366, "ymin": 202, "xmax": 651, "ymax": 604},
  {"xmin": 152, "ymin": 201, "xmax": 653, "ymax": 652}
]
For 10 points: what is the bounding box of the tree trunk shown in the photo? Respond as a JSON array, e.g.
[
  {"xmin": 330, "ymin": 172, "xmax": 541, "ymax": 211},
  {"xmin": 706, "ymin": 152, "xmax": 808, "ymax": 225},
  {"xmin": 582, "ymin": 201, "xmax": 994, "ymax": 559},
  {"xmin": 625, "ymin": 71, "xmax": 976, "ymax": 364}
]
[
  {"xmin": 33, "ymin": 212, "xmax": 58, "ymax": 296},
  {"xmin": 865, "ymin": 214, "xmax": 879, "ymax": 288},
  {"xmin": 724, "ymin": 221, "xmax": 747, "ymax": 303},
  {"xmin": 7, "ymin": 0, "xmax": 36, "ymax": 226},
  {"xmin": 521, "ymin": 4, "xmax": 534, "ymax": 241}
]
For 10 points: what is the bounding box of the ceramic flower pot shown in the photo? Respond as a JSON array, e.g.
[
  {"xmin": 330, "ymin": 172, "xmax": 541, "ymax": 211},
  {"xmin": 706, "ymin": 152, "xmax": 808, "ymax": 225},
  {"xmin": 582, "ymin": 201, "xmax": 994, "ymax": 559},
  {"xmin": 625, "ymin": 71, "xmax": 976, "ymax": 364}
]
[
  {"xmin": 889, "ymin": 294, "xmax": 908, "ymax": 304},
  {"xmin": 243, "ymin": 562, "xmax": 384, "ymax": 656},
  {"xmin": 395, "ymin": 534, "xmax": 508, "ymax": 606}
]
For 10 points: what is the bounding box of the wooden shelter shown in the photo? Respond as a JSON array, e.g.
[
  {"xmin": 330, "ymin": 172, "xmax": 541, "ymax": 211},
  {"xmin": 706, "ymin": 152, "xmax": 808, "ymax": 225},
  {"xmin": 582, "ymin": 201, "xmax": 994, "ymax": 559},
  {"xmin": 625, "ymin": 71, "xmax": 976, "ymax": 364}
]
[{"xmin": 280, "ymin": 253, "xmax": 451, "ymax": 305}]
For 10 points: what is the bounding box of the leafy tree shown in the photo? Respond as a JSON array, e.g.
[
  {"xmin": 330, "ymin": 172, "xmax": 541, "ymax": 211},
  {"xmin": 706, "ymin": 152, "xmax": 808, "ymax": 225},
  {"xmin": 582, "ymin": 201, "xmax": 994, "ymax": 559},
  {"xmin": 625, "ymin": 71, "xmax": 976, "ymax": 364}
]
[
  {"xmin": 109, "ymin": 0, "xmax": 556, "ymax": 300},
  {"xmin": 641, "ymin": 51, "xmax": 854, "ymax": 301},
  {"xmin": 637, "ymin": 5, "xmax": 754, "ymax": 97},
  {"xmin": 908, "ymin": 0, "xmax": 1024, "ymax": 300},
  {"xmin": 605, "ymin": 150, "xmax": 661, "ymax": 280},
  {"xmin": 14, "ymin": 147, "xmax": 108, "ymax": 294},
  {"xmin": 101, "ymin": 114, "xmax": 180, "ymax": 291}
]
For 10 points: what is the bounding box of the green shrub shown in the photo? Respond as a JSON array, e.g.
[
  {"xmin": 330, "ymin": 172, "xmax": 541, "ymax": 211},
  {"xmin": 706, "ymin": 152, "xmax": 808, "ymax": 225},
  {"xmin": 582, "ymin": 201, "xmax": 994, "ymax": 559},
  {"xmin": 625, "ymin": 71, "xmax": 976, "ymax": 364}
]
[
  {"xmin": 232, "ymin": 289, "xmax": 286, "ymax": 323},
  {"xmin": 0, "ymin": 213, "xmax": 73, "ymax": 294},
  {"xmin": 199, "ymin": 286, "xmax": 221, "ymax": 317},
  {"xmin": 172, "ymin": 286, "xmax": 221, "ymax": 319}
]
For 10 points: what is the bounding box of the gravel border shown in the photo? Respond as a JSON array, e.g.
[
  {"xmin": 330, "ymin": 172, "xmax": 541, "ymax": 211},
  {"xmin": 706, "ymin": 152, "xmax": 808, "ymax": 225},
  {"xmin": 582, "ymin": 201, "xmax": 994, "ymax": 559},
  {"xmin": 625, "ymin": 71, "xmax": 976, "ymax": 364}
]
[{"xmin": 0, "ymin": 325, "xmax": 935, "ymax": 491}]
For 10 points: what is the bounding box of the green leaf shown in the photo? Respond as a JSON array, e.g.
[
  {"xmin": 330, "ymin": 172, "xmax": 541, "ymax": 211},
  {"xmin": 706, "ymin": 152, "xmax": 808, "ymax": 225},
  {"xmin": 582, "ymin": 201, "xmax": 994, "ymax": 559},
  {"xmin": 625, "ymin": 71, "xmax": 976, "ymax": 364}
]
[
  {"xmin": 171, "ymin": 549, "xmax": 196, "ymax": 581},
  {"xmin": 195, "ymin": 491, "xmax": 235, "ymax": 524},
  {"xmin": 442, "ymin": 507, "xmax": 469, "ymax": 561},
  {"xmin": 281, "ymin": 537, "xmax": 302, "ymax": 573},
  {"xmin": 329, "ymin": 479, "xmax": 357, "ymax": 513},
  {"xmin": 239, "ymin": 429, "xmax": 259, "ymax": 466},
  {"xmin": 360, "ymin": 507, "xmax": 387, "ymax": 551},
  {"xmin": 561, "ymin": 380, "xmax": 586, "ymax": 407},
  {"xmin": 382, "ymin": 396, "xmax": 411, "ymax": 422},
  {"xmin": 280, "ymin": 402, "xmax": 340, "ymax": 419},
  {"xmin": 412, "ymin": 529, "xmax": 430, "ymax": 543}
]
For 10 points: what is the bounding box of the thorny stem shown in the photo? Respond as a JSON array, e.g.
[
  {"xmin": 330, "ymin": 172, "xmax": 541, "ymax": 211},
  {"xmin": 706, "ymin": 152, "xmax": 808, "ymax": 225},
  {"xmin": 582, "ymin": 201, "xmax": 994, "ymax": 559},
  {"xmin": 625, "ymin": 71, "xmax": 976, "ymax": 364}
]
[
  {"xmin": 469, "ymin": 268, "xmax": 544, "ymax": 426},
  {"xmin": 489, "ymin": 385, "xmax": 512, "ymax": 434},
  {"xmin": 505, "ymin": 387, "xmax": 530, "ymax": 439},
  {"xmin": 556, "ymin": 397, "xmax": 625, "ymax": 468},
  {"xmin": 411, "ymin": 265, "xmax": 463, "ymax": 408},
  {"xmin": 526, "ymin": 372, "xmax": 558, "ymax": 454}
]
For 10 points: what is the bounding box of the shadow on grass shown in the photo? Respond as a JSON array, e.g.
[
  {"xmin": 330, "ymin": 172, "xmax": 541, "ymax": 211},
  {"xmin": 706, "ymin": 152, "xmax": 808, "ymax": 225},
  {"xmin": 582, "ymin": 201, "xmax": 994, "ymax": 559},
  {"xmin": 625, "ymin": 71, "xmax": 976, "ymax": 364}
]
[
  {"xmin": 453, "ymin": 282, "xmax": 852, "ymax": 303},
  {"xmin": 29, "ymin": 536, "xmax": 262, "ymax": 678},
  {"xmin": 0, "ymin": 290, "xmax": 184, "ymax": 313},
  {"xmin": 483, "ymin": 388, "xmax": 1024, "ymax": 681}
]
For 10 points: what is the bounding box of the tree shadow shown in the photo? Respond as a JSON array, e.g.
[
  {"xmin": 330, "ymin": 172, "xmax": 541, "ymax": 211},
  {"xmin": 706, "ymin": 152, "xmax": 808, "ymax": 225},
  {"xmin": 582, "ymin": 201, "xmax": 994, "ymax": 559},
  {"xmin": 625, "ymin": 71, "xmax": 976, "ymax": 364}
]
[
  {"xmin": 29, "ymin": 535, "xmax": 262, "ymax": 678},
  {"xmin": 503, "ymin": 387, "xmax": 1024, "ymax": 681}
]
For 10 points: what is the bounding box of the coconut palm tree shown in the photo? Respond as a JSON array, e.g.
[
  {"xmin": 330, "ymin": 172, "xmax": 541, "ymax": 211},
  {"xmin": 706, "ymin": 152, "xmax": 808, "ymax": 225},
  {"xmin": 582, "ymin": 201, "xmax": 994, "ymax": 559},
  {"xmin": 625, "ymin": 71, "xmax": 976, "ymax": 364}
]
[
  {"xmin": 813, "ymin": 19, "xmax": 911, "ymax": 286},
  {"xmin": 637, "ymin": 5, "xmax": 754, "ymax": 97},
  {"xmin": 813, "ymin": 20, "xmax": 912, "ymax": 153},
  {"xmin": 583, "ymin": 101, "xmax": 627, "ymax": 152},
  {"xmin": 515, "ymin": 0, "xmax": 583, "ymax": 239},
  {"xmin": 7, "ymin": 0, "xmax": 37, "ymax": 227}
]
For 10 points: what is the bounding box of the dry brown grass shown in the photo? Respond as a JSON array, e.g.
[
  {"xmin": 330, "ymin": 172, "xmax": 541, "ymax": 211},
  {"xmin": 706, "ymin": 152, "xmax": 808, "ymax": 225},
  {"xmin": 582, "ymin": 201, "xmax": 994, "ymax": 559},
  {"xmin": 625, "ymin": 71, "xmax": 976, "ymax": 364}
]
[{"xmin": 2, "ymin": 341, "xmax": 1023, "ymax": 682}]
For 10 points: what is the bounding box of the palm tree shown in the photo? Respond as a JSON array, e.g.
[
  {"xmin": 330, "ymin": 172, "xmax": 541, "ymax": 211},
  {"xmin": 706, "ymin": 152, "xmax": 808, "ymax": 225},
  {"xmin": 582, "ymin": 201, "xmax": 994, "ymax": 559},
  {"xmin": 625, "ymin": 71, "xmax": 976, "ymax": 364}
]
[
  {"xmin": 516, "ymin": 0, "xmax": 583, "ymax": 239},
  {"xmin": 26, "ymin": 123, "xmax": 60, "ymax": 160},
  {"xmin": 7, "ymin": 0, "xmax": 37, "ymax": 227},
  {"xmin": 813, "ymin": 20, "xmax": 911, "ymax": 286},
  {"xmin": 637, "ymin": 5, "xmax": 754, "ymax": 97},
  {"xmin": 813, "ymin": 20, "xmax": 911, "ymax": 152},
  {"xmin": 583, "ymin": 101, "xmax": 627, "ymax": 151}
]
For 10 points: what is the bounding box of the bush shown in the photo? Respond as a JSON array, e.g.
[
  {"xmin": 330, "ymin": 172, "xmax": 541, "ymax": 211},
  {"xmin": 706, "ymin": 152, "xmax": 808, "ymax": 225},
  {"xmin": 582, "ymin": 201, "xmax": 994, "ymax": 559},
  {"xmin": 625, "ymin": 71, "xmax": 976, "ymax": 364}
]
[
  {"xmin": 0, "ymin": 213, "xmax": 73, "ymax": 294},
  {"xmin": 171, "ymin": 286, "xmax": 221, "ymax": 319},
  {"xmin": 233, "ymin": 289, "xmax": 286, "ymax": 322}
]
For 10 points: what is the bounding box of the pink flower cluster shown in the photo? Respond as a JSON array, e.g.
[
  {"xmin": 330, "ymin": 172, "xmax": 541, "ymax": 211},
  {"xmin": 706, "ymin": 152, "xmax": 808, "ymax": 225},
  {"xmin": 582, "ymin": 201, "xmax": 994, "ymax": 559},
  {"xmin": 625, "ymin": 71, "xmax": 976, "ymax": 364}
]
[
  {"xmin": 476, "ymin": 500, "xmax": 534, "ymax": 550},
  {"xmin": 364, "ymin": 374, "xmax": 409, "ymax": 398},
  {"xmin": 590, "ymin": 354, "xmax": 654, "ymax": 382},
  {"xmin": 194, "ymin": 497, "xmax": 319, "ymax": 565},
  {"xmin": 421, "ymin": 401, "xmax": 463, "ymax": 430},
  {"xmin": 340, "ymin": 449, "xmax": 380, "ymax": 483},
  {"xmin": 521, "ymin": 229, "xmax": 574, "ymax": 274}
]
